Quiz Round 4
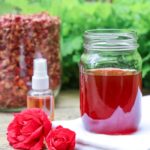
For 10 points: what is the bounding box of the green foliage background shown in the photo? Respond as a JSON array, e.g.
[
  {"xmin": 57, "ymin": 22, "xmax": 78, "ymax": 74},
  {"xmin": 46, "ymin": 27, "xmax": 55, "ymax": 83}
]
[{"xmin": 0, "ymin": 0, "xmax": 150, "ymax": 89}]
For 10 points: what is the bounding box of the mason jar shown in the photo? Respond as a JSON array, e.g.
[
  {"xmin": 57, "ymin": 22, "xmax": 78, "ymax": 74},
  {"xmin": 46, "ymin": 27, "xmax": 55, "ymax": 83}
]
[
  {"xmin": 0, "ymin": 1, "xmax": 61, "ymax": 111},
  {"xmin": 80, "ymin": 29, "xmax": 142, "ymax": 134}
]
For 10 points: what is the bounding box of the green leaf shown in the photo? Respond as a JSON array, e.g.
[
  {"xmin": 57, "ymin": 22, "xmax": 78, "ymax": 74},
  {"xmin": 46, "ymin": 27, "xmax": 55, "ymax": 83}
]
[
  {"xmin": 61, "ymin": 36, "xmax": 82, "ymax": 57},
  {"xmin": 143, "ymin": 53, "xmax": 150, "ymax": 63},
  {"xmin": 142, "ymin": 64, "xmax": 150, "ymax": 78},
  {"xmin": 0, "ymin": 2, "xmax": 14, "ymax": 14},
  {"xmin": 73, "ymin": 54, "xmax": 81, "ymax": 63}
]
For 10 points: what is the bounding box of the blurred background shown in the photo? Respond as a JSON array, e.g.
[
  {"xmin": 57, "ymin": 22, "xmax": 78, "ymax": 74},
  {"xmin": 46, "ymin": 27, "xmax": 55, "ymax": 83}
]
[{"xmin": 0, "ymin": 0, "xmax": 150, "ymax": 91}]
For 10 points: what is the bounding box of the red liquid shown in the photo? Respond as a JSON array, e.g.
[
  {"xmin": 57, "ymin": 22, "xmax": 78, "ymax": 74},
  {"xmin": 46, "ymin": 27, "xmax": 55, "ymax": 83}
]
[{"xmin": 80, "ymin": 68, "xmax": 142, "ymax": 134}]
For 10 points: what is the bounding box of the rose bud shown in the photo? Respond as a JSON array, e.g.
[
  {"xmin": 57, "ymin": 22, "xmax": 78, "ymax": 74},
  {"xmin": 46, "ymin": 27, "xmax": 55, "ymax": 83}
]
[{"xmin": 7, "ymin": 108, "xmax": 51, "ymax": 150}]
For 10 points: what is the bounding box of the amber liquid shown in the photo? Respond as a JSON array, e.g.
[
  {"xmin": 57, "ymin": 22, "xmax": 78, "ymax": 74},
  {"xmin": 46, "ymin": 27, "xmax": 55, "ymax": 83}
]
[
  {"xmin": 80, "ymin": 68, "xmax": 142, "ymax": 134},
  {"xmin": 27, "ymin": 96, "xmax": 54, "ymax": 120}
]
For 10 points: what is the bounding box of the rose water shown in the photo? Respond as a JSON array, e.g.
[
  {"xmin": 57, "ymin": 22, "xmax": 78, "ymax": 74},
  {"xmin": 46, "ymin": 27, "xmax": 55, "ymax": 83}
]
[
  {"xmin": 80, "ymin": 68, "xmax": 142, "ymax": 134},
  {"xmin": 27, "ymin": 58, "xmax": 54, "ymax": 120}
]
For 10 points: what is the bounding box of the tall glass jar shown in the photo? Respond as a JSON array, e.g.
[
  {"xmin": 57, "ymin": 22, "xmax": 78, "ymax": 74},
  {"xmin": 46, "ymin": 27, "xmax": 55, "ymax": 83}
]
[
  {"xmin": 0, "ymin": 1, "xmax": 61, "ymax": 111},
  {"xmin": 80, "ymin": 29, "xmax": 142, "ymax": 134}
]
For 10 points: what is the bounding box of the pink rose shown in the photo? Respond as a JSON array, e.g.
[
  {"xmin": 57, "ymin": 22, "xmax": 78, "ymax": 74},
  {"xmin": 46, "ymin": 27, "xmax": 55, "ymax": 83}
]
[
  {"xmin": 7, "ymin": 108, "xmax": 51, "ymax": 150},
  {"xmin": 46, "ymin": 126, "xmax": 76, "ymax": 150}
]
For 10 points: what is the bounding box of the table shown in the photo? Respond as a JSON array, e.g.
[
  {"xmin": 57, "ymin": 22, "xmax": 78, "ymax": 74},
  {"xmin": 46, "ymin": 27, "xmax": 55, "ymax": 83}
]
[
  {"xmin": 1, "ymin": 89, "xmax": 149, "ymax": 150},
  {"xmin": 0, "ymin": 90, "xmax": 80, "ymax": 150}
]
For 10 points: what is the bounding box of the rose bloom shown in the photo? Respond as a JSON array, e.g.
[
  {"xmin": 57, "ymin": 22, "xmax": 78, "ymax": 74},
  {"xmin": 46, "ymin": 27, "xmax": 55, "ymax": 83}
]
[
  {"xmin": 7, "ymin": 108, "xmax": 51, "ymax": 150},
  {"xmin": 46, "ymin": 126, "xmax": 76, "ymax": 150}
]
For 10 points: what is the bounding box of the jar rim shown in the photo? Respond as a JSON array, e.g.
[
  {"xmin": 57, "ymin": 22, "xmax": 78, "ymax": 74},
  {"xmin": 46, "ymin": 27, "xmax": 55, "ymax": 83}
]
[
  {"xmin": 84, "ymin": 29, "xmax": 139, "ymax": 51},
  {"xmin": 85, "ymin": 29, "xmax": 137, "ymax": 35}
]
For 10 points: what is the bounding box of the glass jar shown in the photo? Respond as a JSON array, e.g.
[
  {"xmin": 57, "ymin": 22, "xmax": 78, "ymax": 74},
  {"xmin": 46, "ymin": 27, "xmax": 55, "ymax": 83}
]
[
  {"xmin": 0, "ymin": 1, "xmax": 61, "ymax": 111},
  {"xmin": 80, "ymin": 29, "xmax": 142, "ymax": 134}
]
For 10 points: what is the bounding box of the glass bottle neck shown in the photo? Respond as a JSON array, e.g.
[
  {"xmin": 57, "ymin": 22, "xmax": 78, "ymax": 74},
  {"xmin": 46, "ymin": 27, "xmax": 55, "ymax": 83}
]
[{"xmin": 84, "ymin": 29, "xmax": 138, "ymax": 52}]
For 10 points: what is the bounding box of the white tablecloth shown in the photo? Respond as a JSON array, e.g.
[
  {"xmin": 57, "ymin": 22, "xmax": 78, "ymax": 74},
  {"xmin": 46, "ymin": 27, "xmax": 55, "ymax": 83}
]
[{"xmin": 53, "ymin": 96, "xmax": 150, "ymax": 150}]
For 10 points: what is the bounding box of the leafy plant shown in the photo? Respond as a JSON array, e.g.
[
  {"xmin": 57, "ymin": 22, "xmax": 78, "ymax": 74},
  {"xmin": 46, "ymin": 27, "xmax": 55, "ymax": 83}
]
[
  {"xmin": 48, "ymin": 0, "xmax": 150, "ymax": 89},
  {"xmin": 1, "ymin": 0, "xmax": 150, "ymax": 89}
]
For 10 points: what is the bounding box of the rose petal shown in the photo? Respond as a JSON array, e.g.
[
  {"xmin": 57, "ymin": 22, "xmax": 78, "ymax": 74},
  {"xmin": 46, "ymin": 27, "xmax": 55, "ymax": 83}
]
[
  {"xmin": 23, "ymin": 126, "xmax": 43, "ymax": 144},
  {"xmin": 38, "ymin": 109, "xmax": 52, "ymax": 136},
  {"xmin": 17, "ymin": 135, "xmax": 26, "ymax": 141},
  {"xmin": 30, "ymin": 136, "xmax": 44, "ymax": 150},
  {"xmin": 21, "ymin": 120, "xmax": 40, "ymax": 135},
  {"xmin": 13, "ymin": 141, "xmax": 30, "ymax": 150}
]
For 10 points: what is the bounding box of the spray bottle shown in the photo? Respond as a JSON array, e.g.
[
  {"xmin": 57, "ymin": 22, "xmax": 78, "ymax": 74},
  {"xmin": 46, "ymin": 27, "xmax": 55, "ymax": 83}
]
[{"xmin": 27, "ymin": 58, "xmax": 54, "ymax": 120}]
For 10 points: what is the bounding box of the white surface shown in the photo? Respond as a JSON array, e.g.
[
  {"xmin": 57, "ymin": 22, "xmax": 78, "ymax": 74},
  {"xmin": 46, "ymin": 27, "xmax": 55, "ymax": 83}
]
[{"xmin": 53, "ymin": 96, "xmax": 150, "ymax": 150}]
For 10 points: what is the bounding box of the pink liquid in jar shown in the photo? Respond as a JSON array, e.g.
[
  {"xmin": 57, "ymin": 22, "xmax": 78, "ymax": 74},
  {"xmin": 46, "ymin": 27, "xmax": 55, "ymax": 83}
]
[{"xmin": 80, "ymin": 68, "xmax": 142, "ymax": 134}]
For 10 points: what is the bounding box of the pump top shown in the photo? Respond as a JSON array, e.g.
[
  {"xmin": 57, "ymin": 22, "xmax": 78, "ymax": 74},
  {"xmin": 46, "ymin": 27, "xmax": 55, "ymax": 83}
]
[{"xmin": 32, "ymin": 58, "xmax": 49, "ymax": 90}]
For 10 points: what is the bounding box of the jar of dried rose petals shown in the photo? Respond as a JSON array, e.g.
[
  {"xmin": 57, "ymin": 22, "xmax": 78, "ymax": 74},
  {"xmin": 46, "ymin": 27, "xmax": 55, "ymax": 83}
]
[{"xmin": 0, "ymin": 4, "xmax": 61, "ymax": 111}]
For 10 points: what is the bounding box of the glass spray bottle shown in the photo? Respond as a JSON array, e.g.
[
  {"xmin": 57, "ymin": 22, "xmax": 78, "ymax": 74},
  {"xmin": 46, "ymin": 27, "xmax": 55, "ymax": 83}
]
[{"xmin": 27, "ymin": 58, "xmax": 54, "ymax": 120}]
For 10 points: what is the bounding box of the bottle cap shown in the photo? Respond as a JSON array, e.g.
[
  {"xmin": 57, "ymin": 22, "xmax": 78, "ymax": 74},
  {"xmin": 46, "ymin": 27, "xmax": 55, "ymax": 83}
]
[{"xmin": 32, "ymin": 58, "xmax": 49, "ymax": 90}]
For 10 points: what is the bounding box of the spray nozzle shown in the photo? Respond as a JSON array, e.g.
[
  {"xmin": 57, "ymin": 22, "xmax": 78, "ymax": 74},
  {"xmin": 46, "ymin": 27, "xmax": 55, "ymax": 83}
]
[
  {"xmin": 32, "ymin": 58, "xmax": 49, "ymax": 90},
  {"xmin": 33, "ymin": 58, "xmax": 48, "ymax": 77}
]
